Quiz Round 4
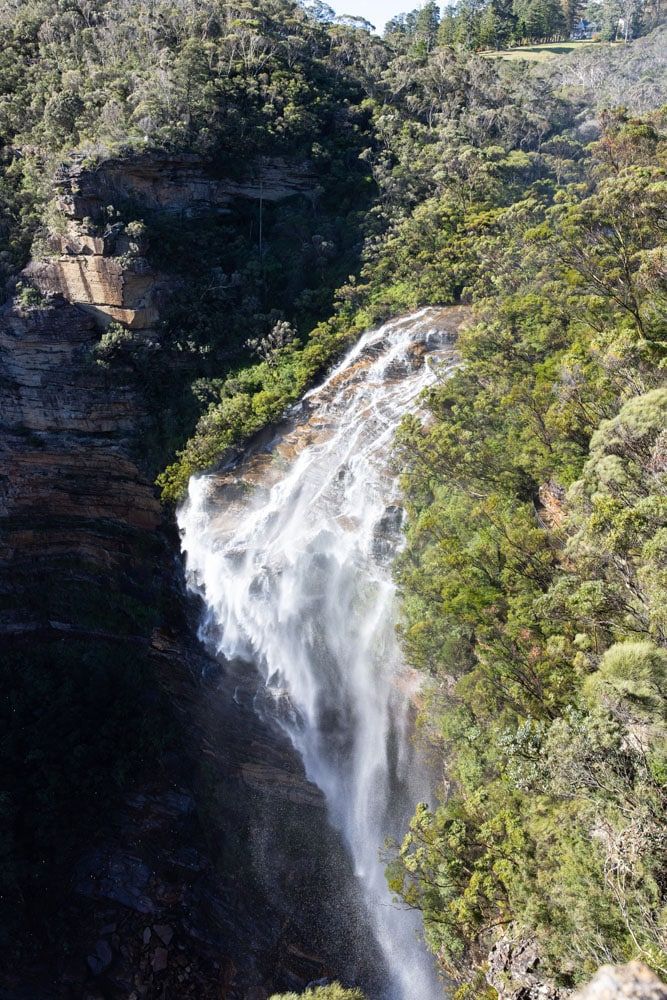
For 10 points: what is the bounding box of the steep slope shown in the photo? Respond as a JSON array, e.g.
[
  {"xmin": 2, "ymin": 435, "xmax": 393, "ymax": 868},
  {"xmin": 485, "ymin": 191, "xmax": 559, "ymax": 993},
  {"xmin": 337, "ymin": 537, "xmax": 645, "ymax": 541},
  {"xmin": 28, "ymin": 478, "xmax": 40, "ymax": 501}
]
[{"xmin": 0, "ymin": 152, "xmax": 374, "ymax": 998}]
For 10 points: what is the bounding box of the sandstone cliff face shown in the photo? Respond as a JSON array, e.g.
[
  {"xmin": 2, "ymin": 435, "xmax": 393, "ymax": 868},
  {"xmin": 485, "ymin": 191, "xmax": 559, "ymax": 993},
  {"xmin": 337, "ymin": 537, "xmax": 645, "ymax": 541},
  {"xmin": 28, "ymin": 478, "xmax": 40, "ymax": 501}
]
[
  {"xmin": 0, "ymin": 297, "xmax": 162, "ymax": 638},
  {"xmin": 28, "ymin": 251, "xmax": 161, "ymax": 329},
  {"xmin": 56, "ymin": 152, "xmax": 314, "ymax": 219},
  {"xmin": 26, "ymin": 153, "xmax": 313, "ymax": 330},
  {"xmin": 0, "ymin": 153, "xmax": 370, "ymax": 999}
]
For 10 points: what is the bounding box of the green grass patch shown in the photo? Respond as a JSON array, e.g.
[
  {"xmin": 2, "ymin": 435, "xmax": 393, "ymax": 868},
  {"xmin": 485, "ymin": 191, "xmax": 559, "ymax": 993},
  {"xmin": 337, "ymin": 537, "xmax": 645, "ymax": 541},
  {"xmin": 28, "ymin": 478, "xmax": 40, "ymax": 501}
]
[{"xmin": 483, "ymin": 40, "xmax": 599, "ymax": 60}]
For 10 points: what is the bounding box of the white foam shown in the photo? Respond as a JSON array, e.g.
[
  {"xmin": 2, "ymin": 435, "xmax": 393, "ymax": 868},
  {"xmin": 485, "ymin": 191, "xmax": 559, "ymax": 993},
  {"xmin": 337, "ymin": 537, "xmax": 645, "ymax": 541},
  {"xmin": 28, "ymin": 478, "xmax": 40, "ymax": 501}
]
[{"xmin": 178, "ymin": 309, "xmax": 457, "ymax": 999}]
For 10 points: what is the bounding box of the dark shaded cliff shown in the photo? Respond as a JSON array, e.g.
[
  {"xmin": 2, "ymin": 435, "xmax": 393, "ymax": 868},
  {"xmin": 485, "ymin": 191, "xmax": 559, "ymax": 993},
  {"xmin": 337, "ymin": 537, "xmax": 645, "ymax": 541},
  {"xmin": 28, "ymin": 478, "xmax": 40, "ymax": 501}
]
[
  {"xmin": 26, "ymin": 152, "xmax": 314, "ymax": 329},
  {"xmin": 0, "ymin": 155, "xmax": 379, "ymax": 999}
]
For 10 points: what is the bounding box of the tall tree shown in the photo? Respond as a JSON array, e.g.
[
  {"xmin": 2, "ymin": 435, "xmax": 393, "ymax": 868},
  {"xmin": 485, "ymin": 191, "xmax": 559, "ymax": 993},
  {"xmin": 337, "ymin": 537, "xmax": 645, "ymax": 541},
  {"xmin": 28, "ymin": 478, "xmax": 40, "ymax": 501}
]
[
  {"xmin": 437, "ymin": 7, "xmax": 458, "ymax": 44},
  {"xmin": 478, "ymin": 3, "xmax": 500, "ymax": 46},
  {"xmin": 415, "ymin": 0, "xmax": 441, "ymax": 51}
]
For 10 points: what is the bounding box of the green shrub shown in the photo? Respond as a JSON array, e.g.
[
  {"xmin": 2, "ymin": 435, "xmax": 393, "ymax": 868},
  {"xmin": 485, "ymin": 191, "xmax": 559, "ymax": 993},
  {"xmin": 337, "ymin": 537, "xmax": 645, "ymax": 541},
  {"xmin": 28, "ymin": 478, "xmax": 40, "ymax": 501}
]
[
  {"xmin": 269, "ymin": 985, "xmax": 366, "ymax": 1000},
  {"xmin": 584, "ymin": 642, "xmax": 667, "ymax": 720}
]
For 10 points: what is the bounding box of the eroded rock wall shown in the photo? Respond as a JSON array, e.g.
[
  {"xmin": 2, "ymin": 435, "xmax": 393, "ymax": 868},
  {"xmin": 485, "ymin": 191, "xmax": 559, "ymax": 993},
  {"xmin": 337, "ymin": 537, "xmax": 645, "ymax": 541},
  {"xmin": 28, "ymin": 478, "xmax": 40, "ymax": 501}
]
[
  {"xmin": 26, "ymin": 153, "xmax": 313, "ymax": 329},
  {"xmin": 0, "ymin": 152, "xmax": 368, "ymax": 1000},
  {"xmin": 0, "ymin": 296, "xmax": 161, "ymax": 618}
]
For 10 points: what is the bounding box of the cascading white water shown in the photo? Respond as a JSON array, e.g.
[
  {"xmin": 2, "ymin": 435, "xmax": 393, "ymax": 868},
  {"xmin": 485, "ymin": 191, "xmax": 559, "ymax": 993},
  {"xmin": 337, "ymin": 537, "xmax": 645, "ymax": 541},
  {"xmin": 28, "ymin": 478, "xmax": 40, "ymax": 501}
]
[{"xmin": 178, "ymin": 307, "xmax": 462, "ymax": 999}]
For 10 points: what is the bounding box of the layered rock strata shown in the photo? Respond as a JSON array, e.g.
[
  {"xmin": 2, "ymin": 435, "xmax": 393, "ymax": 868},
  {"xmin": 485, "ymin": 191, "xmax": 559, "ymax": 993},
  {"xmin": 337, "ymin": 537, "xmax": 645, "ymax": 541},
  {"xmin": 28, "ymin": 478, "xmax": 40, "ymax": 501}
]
[
  {"xmin": 0, "ymin": 152, "xmax": 371, "ymax": 999},
  {"xmin": 25, "ymin": 153, "xmax": 313, "ymax": 329}
]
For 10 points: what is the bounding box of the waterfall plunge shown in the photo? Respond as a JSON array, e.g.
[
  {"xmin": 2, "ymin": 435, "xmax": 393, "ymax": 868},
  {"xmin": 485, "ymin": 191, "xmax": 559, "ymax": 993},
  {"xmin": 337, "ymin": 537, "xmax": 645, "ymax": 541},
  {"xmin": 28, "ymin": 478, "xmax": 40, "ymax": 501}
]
[{"xmin": 178, "ymin": 308, "xmax": 461, "ymax": 999}]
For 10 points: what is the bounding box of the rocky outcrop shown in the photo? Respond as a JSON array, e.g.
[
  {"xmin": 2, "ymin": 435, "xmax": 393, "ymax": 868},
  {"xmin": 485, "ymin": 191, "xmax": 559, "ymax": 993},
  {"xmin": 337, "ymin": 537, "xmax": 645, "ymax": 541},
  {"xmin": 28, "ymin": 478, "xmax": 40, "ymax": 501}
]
[
  {"xmin": 54, "ymin": 152, "xmax": 314, "ymax": 220},
  {"xmin": 486, "ymin": 940, "xmax": 667, "ymax": 1000},
  {"xmin": 26, "ymin": 152, "xmax": 314, "ymax": 329},
  {"xmin": 487, "ymin": 936, "xmax": 571, "ymax": 1000},
  {"xmin": 27, "ymin": 248, "xmax": 163, "ymax": 329},
  {"xmin": 573, "ymin": 964, "xmax": 667, "ymax": 1000}
]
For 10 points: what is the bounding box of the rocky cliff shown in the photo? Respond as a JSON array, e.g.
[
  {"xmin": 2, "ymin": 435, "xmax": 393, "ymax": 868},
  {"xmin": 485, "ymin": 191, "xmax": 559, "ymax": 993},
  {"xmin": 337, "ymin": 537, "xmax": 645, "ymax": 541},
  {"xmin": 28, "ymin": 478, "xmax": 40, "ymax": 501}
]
[
  {"xmin": 0, "ymin": 152, "xmax": 373, "ymax": 999},
  {"xmin": 0, "ymin": 296, "xmax": 163, "ymax": 637},
  {"xmin": 24, "ymin": 153, "xmax": 313, "ymax": 330}
]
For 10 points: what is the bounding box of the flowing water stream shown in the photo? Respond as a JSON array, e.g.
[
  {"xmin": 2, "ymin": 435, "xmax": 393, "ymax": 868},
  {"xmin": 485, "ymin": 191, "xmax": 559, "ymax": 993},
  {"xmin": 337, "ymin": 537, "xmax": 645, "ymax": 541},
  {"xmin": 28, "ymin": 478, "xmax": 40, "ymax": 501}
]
[{"xmin": 178, "ymin": 307, "xmax": 465, "ymax": 999}]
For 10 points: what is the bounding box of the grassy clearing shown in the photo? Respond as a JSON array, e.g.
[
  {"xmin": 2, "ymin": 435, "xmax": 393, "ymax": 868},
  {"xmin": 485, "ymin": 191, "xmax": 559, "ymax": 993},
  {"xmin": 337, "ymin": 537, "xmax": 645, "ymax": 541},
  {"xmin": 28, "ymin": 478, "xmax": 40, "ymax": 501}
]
[{"xmin": 483, "ymin": 40, "xmax": 599, "ymax": 60}]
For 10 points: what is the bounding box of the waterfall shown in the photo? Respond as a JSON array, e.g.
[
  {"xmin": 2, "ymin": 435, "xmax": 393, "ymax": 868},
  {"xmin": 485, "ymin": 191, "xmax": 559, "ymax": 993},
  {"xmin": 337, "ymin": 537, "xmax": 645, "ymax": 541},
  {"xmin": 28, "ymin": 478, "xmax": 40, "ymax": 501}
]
[{"xmin": 178, "ymin": 308, "xmax": 461, "ymax": 999}]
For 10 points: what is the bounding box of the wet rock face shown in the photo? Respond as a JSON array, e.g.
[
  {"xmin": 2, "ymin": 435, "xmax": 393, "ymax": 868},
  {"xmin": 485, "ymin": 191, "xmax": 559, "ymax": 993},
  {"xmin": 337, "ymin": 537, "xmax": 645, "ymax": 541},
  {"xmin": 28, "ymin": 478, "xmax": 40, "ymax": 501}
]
[
  {"xmin": 0, "ymin": 629, "xmax": 381, "ymax": 1000},
  {"xmin": 56, "ymin": 736, "xmax": 242, "ymax": 1000}
]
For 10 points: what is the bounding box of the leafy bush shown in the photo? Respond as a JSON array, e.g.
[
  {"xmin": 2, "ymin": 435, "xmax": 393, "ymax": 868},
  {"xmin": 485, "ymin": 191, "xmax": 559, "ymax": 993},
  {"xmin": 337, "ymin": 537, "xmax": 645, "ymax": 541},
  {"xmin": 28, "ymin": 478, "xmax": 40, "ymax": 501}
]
[
  {"xmin": 269, "ymin": 985, "xmax": 366, "ymax": 1000},
  {"xmin": 584, "ymin": 642, "xmax": 667, "ymax": 721},
  {"xmin": 92, "ymin": 322, "xmax": 137, "ymax": 367},
  {"xmin": 388, "ymin": 109, "xmax": 667, "ymax": 986},
  {"xmin": 15, "ymin": 280, "xmax": 46, "ymax": 308}
]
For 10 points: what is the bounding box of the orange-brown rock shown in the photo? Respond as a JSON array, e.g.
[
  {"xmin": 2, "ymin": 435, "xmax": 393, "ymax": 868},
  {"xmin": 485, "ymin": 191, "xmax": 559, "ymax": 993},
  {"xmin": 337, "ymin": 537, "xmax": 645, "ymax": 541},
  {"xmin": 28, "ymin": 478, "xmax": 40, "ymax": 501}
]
[{"xmin": 29, "ymin": 253, "xmax": 162, "ymax": 328}]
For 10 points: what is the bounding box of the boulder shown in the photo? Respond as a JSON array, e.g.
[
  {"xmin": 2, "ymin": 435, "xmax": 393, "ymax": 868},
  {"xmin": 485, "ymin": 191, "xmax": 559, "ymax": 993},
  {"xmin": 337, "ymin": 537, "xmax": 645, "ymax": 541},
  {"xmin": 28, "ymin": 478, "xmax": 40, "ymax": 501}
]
[
  {"xmin": 573, "ymin": 963, "xmax": 667, "ymax": 1000},
  {"xmin": 154, "ymin": 924, "xmax": 174, "ymax": 947},
  {"xmin": 86, "ymin": 939, "xmax": 113, "ymax": 976}
]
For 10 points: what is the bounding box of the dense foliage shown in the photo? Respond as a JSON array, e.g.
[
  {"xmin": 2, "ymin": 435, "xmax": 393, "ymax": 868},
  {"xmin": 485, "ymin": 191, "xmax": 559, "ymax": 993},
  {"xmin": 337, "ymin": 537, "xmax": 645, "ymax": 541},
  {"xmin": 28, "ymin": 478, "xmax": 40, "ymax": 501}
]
[
  {"xmin": 270, "ymin": 986, "xmax": 366, "ymax": 1000},
  {"xmin": 386, "ymin": 109, "xmax": 666, "ymax": 988}
]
